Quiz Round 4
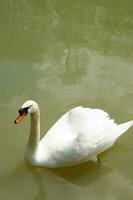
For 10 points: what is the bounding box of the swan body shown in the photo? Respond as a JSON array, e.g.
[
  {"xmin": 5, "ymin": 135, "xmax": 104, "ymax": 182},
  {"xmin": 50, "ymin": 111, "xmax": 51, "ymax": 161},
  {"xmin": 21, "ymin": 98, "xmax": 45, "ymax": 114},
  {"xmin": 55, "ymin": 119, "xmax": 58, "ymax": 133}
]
[{"xmin": 15, "ymin": 100, "xmax": 133, "ymax": 168}]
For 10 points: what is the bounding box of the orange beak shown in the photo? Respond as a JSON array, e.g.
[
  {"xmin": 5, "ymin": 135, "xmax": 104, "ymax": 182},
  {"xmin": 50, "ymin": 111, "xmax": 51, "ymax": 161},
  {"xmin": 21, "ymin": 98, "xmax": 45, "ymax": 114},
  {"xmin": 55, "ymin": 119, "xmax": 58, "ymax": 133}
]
[{"xmin": 14, "ymin": 113, "xmax": 26, "ymax": 124}]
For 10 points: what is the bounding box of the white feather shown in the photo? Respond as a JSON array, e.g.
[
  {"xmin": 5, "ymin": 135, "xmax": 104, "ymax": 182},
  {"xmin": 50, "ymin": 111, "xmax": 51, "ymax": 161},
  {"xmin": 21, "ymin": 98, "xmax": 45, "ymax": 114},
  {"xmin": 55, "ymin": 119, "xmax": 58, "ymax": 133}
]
[
  {"xmin": 38, "ymin": 106, "xmax": 133, "ymax": 167},
  {"xmin": 16, "ymin": 101, "xmax": 133, "ymax": 168}
]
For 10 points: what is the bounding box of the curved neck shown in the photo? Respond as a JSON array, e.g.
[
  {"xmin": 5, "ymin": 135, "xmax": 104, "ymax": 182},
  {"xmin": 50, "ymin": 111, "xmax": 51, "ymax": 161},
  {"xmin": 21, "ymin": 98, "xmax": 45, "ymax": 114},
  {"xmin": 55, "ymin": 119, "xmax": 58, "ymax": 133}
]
[{"xmin": 28, "ymin": 109, "xmax": 40, "ymax": 151}]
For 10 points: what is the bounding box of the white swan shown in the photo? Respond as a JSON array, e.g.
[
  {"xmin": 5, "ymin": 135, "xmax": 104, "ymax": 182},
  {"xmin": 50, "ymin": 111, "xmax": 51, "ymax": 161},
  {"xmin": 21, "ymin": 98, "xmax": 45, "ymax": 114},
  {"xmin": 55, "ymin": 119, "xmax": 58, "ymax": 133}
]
[{"xmin": 14, "ymin": 100, "xmax": 133, "ymax": 168}]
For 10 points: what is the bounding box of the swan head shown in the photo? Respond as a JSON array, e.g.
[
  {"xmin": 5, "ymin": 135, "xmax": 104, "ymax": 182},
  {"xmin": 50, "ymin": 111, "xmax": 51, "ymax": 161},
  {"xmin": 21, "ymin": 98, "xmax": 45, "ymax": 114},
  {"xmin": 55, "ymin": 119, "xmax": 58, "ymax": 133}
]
[{"xmin": 14, "ymin": 100, "xmax": 39, "ymax": 124}]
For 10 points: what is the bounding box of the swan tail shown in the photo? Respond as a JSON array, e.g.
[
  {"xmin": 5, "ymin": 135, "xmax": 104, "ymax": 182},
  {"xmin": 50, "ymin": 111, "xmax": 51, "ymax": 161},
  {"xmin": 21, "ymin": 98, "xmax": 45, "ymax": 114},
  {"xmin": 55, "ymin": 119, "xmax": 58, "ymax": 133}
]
[{"xmin": 116, "ymin": 120, "xmax": 133, "ymax": 139}]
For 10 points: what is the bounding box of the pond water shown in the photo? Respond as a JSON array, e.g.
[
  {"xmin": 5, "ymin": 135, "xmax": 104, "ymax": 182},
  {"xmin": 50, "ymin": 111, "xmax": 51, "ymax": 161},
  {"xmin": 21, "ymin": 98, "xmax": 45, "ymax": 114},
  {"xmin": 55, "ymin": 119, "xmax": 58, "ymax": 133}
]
[{"xmin": 0, "ymin": 0, "xmax": 133, "ymax": 199}]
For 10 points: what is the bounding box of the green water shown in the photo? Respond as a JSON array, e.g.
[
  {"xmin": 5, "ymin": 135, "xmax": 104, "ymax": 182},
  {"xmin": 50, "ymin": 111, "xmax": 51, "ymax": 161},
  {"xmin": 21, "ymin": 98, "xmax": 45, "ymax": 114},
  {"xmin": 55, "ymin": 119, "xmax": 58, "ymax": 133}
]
[{"xmin": 0, "ymin": 0, "xmax": 133, "ymax": 199}]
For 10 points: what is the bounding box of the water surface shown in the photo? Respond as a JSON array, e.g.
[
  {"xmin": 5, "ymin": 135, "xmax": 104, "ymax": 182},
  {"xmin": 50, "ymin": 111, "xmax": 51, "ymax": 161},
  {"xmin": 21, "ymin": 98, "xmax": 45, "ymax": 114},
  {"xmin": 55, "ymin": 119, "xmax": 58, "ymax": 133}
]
[{"xmin": 0, "ymin": 0, "xmax": 133, "ymax": 199}]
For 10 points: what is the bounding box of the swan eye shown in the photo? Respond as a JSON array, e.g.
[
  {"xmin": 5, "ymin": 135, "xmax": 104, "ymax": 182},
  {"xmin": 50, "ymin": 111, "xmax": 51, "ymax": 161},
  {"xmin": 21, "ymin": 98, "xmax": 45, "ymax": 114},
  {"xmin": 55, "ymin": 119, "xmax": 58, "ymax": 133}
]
[{"xmin": 18, "ymin": 106, "xmax": 30, "ymax": 115}]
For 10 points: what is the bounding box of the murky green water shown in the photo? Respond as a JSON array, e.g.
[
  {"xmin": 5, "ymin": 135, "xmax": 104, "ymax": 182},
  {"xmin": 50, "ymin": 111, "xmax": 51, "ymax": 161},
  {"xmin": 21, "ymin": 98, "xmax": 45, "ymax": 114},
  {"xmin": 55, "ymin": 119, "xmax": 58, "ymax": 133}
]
[{"xmin": 0, "ymin": 0, "xmax": 133, "ymax": 199}]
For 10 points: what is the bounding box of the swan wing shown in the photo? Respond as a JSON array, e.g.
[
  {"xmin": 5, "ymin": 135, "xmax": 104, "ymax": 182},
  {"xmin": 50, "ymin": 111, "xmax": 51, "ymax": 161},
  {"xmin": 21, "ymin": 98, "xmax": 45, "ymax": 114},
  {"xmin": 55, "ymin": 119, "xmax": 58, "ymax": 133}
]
[{"xmin": 39, "ymin": 107, "xmax": 132, "ymax": 167}]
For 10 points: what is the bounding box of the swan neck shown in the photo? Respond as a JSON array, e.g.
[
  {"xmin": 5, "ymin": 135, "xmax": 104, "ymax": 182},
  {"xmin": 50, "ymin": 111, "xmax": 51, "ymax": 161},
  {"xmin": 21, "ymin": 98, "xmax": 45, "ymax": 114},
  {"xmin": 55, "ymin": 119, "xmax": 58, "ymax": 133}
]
[{"xmin": 28, "ymin": 109, "xmax": 40, "ymax": 150}]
